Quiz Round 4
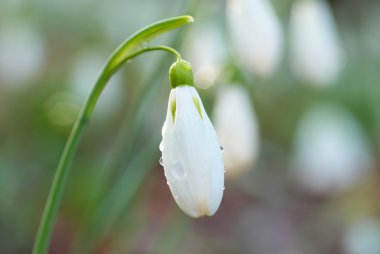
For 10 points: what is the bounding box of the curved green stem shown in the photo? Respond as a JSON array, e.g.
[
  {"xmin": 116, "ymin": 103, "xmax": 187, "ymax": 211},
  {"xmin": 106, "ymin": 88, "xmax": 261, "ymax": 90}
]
[
  {"xmin": 32, "ymin": 15, "xmax": 193, "ymax": 254},
  {"xmin": 129, "ymin": 45, "xmax": 182, "ymax": 61}
]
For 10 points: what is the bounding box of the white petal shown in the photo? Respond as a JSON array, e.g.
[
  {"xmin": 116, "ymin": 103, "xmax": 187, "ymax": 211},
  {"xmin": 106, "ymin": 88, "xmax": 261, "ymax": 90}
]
[
  {"xmin": 227, "ymin": 0, "xmax": 283, "ymax": 77},
  {"xmin": 213, "ymin": 85, "xmax": 259, "ymax": 178},
  {"xmin": 161, "ymin": 86, "xmax": 224, "ymax": 218}
]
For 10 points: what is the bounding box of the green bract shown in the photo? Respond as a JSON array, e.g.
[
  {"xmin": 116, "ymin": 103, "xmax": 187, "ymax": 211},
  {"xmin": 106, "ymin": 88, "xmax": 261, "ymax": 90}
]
[{"xmin": 169, "ymin": 60, "xmax": 194, "ymax": 88}]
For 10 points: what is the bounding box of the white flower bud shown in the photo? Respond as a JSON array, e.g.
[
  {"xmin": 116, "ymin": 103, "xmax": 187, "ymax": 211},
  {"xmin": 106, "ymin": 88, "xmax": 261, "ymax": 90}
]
[
  {"xmin": 290, "ymin": 0, "xmax": 344, "ymax": 86},
  {"xmin": 292, "ymin": 104, "xmax": 373, "ymax": 194},
  {"xmin": 160, "ymin": 84, "xmax": 224, "ymax": 218},
  {"xmin": 227, "ymin": 0, "xmax": 283, "ymax": 77},
  {"xmin": 0, "ymin": 21, "xmax": 46, "ymax": 88},
  {"xmin": 213, "ymin": 85, "xmax": 259, "ymax": 178}
]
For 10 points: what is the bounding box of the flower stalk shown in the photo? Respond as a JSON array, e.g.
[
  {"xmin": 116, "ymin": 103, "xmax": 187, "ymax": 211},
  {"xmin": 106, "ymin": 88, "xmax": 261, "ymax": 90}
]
[{"xmin": 32, "ymin": 15, "xmax": 193, "ymax": 254}]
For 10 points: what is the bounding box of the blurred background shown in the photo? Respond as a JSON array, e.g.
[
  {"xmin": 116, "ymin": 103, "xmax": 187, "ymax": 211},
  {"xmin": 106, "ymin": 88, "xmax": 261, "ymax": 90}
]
[{"xmin": 1, "ymin": 0, "xmax": 380, "ymax": 253}]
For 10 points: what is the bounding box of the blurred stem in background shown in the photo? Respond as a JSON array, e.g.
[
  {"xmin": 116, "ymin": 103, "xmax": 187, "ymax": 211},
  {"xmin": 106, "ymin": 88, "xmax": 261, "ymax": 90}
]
[
  {"xmin": 32, "ymin": 16, "xmax": 193, "ymax": 254},
  {"xmin": 73, "ymin": 136, "xmax": 160, "ymax": 254}
]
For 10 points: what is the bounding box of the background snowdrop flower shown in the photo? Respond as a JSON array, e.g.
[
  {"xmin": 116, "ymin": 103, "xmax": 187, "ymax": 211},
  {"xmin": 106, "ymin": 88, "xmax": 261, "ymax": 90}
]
[
  {"xmin": 160, "ymin": 60, "xmax": 224, "ymax": 218},
  {"xmin": 343, "ymin": 218, "xmax": 380, "ymax": 254},
  {"xmin": 0, "ymin": 21, "xmax": 46, "ymax": 88},
  {"xmin": 184, "ymin": 23, "xmax": 226, "ymax": 89},
  {"xmin": 226, "ymin": 0, "xmax": 283, "ymax": 77},
  {"xmin": 290, "ymin": 0, "xmax": 344, "ymax": 86},
  {"xmin": 69, "ymin": 48, "xmax": 124, "ymax": 120},
  {"xmin": 213, "ymin": 85, "xmax": 259, "ymax": 178},
  {"xmin": 292, "ymin": 104, "xmax": 373, "ymax": 194}
]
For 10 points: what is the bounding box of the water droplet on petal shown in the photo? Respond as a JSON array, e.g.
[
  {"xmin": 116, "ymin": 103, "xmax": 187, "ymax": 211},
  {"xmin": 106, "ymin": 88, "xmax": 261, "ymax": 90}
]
[
  {"xmin": 224, "ymin": 168, "xmax": 226, "ymax": 173},
  {"xmin": 159, "ymin": 157, "xmax": 163, "ymax": 166},
  {"xmin": 220, "ymin": 146, "xmax": 224, "ymax": 153},
  {"xmin": 171, "ymin": 161, "xmax": 185, "ymax": 180}
]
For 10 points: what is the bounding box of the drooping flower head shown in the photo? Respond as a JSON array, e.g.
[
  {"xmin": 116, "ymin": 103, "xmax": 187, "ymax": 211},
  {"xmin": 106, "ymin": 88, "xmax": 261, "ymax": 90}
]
[{"xmin": 160, "ymin": 60, "xmax": 225, "ymax": 218}]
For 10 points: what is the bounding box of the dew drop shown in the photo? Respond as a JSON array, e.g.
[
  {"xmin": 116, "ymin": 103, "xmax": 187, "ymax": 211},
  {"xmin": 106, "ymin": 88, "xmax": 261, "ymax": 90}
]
[
  {"xmin": 171, "ymin": 161, "xmax": 185, "ymax": 180},
  {"xmin": 224, "ymin": 168, "xmax": 226, "ymax": 173},
  {"xmin": 220, "ymin": 146, "xmax": 224, "ymax": 153},
  {"xmin": 159, "ymin": 157, "xmax": 163, "ymax": 166}
]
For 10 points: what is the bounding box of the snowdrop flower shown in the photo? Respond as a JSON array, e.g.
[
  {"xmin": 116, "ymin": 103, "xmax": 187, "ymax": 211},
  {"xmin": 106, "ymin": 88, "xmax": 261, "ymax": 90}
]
[
  {"xmin": 160, "ymin": 60, "xmax": 224, "ymax": 218},
  {"xmin": 344, "ymin": 218, "xmax": 380, "ymax": 254},
  {"xmin": 292, "ymin": 104, "xmax": 373, "ymax": 194},
  {"xmin": 0, "ymin": 21, "xmax": 45, "ymax": 88},
  {"xmin": 184, "ymin": 23, "xmax": 226, "ymax": 89},
  {"xmin": 290, "ymin": 0, "xmax": 344, "ymax": 86},
  {"xmin": 213, "ymin": 85, "xmax": 259, "ymax": 178},
  {"xmin": 226, "ymin": 0, "xmax": 283, "ymax": 77}
]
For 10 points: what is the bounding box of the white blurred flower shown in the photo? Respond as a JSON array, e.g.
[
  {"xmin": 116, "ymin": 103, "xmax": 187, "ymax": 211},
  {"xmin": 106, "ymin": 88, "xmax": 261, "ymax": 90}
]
[
  {"xmin": 213, "ymin": 85, "xmax": 259, "ymax": 178},
  {"xmin": 290, "ymin": 0, "xmax": 344, "ymax": 86},
  {"xmin": 344, "ymin": 218, "xmax": 380, "ymax": 254},
  {"xmin": 292, "ymin": 104, "xmax": 373, "ymax": 194},
  {"xmin": 160, "ymin": 60, "xmax": 224, "ymax": 218},
  {"xmin": 70, "ymin": 48, "xmax": 123, "ymax": 120},
  {"xmin": 0, "ymin": 21, "xmax": 46, "ymax": 88},
  {"xmin": 227, "ymin": 0, "xmax": 283, "ymax": 77},
  {"xmin": 184, "ymin": 24, "xmax": 226, "ymax": 89}
]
